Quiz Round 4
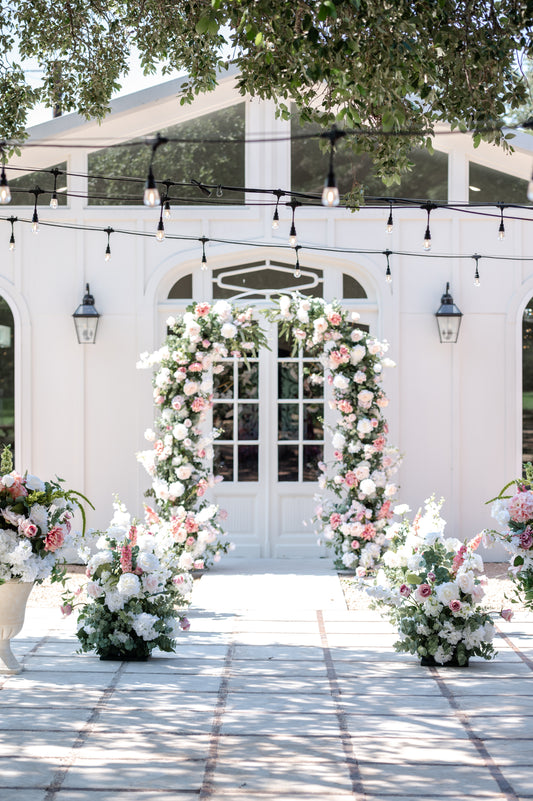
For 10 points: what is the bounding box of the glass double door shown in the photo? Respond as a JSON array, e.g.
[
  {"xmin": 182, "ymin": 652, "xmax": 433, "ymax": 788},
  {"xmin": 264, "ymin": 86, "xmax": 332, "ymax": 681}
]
[{"xmin": 211, "ymin": 321, "xmax": 328, "ymax": 557}]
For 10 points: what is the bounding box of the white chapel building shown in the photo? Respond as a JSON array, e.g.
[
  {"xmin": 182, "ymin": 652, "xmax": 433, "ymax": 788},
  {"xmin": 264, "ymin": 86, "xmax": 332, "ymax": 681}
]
[{"xmin": 1, "ymin": 71, "xmax": 533, "ymax": 559}]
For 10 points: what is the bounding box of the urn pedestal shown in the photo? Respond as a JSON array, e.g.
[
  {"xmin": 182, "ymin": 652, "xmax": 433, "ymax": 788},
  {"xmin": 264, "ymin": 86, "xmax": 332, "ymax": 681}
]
[{"xmin": 0, "ymin": 581, "xmax": 33, "ymax": 674}]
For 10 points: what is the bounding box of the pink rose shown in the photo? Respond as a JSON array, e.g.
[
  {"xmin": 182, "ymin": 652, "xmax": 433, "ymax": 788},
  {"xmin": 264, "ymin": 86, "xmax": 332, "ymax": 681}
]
[
  {"xmin": 44, "ymin": 526, "xmax": 65, "ymax": 552},
  {"xmin": 519, "ymin": 529, "xmax": 533, "ymax": 550},
  {"xmin": 180, "ymin": 617, "xmax": 191, "ymax": 631},
  {"xmin": 328, "ymin": 312, "xmax": 342, "ymax": 326},
  {"xmin": 417, "ymin": 583, "xmax": 432, "ymax": 598},
  {"xmin": 195, "ymin": 302, "xmax": 211, "ymax": 317},
  {"xmin": 427, "ymin": 571, "xmax": 436, "ymax": 582},
  {"xmin": 329, "ymin": 513, "xmax": 342, "ymax": 529},
  {"xmin": 501, "ymin": 608, "xmax": 514, "ymax": 622},
  {"xmin": 449, "ymin": 599, "xmax": 462, "ymax": 613},
  {"xmin": 351, "ymin": 539, "xmax": 360, "ymax": 550},
  {"xmin": 399, "ymin": 584, "xmax": 411, "ymax": 597},
  {"xmin": 344, "ymin": 471, "xmax": 357, "ymax": 487},
  {"xmin": 60, "ymin": 604, "xmax": 73, "ymax": 617},
  {"xmin": 19, "ymin": 520, "xmax": 37, "ymax": 538}
]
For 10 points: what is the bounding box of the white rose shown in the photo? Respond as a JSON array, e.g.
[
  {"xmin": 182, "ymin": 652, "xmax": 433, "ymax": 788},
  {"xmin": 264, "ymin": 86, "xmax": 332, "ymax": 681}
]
[
  {"xmin": 296, "ymin": 307, "xmax": 309, "ymax": 324},
  {"xmin": 177, "ymin": 465, "xmax": 192, "ymax": 480},
  {"xmin": 332, "ymin": 432, "xmax": 346, "ymax": 449},
  {"xmin": 314, "ymin": 317, "xmax": 328, "ymax": 334},
  {"xmin": 136, "ymin": 551, "xmax": 160, "ymax": 572},
  {"xmin": 435, "ymin": 581, "xmax": 460, "ymax": 605},
  {"xmin": 351, "ymin": 345, "xmax": 366, "ymax": 365},
  {"xmin": 144, "ymin": 428, "xmax": 156, "ymax": 442},
  {"xmin": 86, "ymin": 581, "xmax": 104, "ymax": 598},
  {"xmin": 333, "ymin": 374, "xmax": 349, "ymax": 391},
  {"xmin": 359, "ymin": 478, "xmax": 376, "ymax": 496},
  {"xmin": 169, "ymin": 481, "xmax": 185, "ymax": 499},
  {"xmin": 2, "ymin": 475, "xmax": 14, "ymax": 488},
  {"xmin": 212, "ymin": 300, "xmax": 232, "ymax": 321},
  {"xmin": 183, "ymin": 381, "xmax": 198, "ymax": 396},
  {"xmin": 357, "ymin": 418, "xmax": 373, "ymax": 435},
  {"xmin": 279, "ymin": 296, "xmax": 292, "ymax": 317},
  {"xmin": 25, "ymin": 474, "xmax": 46, "ymax": 492},
  {"xmin": 173, "ymin": 423, "xmax": 188, "ymax": 441},
  {"xmin": 221, "ymin": 323, "xmax": 237, "ymax": 339},
  {"xmin": 457, "ymin": 571, "xmax": 476, "ymax": 594},
  {"xmin": 117, "ymin": 572, "xmax": 141, "ymax": 598}
]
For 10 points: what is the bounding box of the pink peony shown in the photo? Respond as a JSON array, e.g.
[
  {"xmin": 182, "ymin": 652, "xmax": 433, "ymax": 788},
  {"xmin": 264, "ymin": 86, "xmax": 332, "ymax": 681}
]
[
  {"xmin": 328, "ymin": 312, "xmax": 343, "ymax": 326},
  {"xmin": 508, "ymin": 490, "xmax": 533, "ymax": 524},
  {"xmin": 338, "ymin": 400, "xmax": 353, "ymax": 414},
  {"xmin": 44, "ymin": 526, "xmax": 65, "ymax": 552}
]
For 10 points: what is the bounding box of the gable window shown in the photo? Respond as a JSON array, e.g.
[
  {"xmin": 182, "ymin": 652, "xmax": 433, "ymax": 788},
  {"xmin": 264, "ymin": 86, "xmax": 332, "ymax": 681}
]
[{"xmin": 88, "ymin": 103, "xmax": 246, "ymax": 206}]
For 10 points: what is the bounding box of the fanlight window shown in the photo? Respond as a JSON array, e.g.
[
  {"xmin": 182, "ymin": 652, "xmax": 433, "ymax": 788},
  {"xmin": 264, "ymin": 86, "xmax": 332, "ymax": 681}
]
[
  {"xmin": 212, "ymin": 261, "xmax": 324, "ymax": 301},
  {"xmin": 168, "ymin": 274, "xmax": 193, "ymax": 300}
]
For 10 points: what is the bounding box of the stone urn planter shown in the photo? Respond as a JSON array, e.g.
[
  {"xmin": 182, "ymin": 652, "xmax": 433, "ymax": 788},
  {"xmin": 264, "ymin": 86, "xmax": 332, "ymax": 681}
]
[{"xmin": 0, "ymin": 581, "xmax": 33, "ymax": 674}]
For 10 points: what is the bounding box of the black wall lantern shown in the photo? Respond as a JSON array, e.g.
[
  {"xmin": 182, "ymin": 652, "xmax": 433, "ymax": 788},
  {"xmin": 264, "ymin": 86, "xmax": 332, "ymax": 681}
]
[
  {"xmin": 73, "ymin": 284, "xmax": 100, "ymax": 344},
  {"xmin": 435, "ymin": 283, "xmax": 462, "ymax": 343}
]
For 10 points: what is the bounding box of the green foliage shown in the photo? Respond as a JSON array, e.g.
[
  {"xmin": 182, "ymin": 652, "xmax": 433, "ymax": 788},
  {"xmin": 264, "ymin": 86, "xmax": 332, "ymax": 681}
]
[{"xmin": 0, "ymin": 1, "xmax": 531, "ymax": 186}]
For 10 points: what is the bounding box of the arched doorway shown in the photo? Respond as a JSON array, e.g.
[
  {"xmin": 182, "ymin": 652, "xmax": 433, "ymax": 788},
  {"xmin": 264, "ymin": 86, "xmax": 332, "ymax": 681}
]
[
  {"xmin": 158, "ymin": 256, "xmax": 378, "ymax": 556},
  {"xmin": 0, "ymin": 295, "xmax": 15, "ymax": 458}
]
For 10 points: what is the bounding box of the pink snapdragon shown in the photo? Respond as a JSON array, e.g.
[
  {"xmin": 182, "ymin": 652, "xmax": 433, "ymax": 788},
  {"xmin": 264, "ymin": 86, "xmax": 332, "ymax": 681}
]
[{"xmin": 120, "ymin": 544, "xmax": 133, "ymax": 573}]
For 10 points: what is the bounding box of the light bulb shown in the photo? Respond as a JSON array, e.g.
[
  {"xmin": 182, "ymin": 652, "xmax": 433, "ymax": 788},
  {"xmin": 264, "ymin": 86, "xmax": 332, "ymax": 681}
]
[
  {"xmin": 385, "ymin": 266, "xmax": 392, "ymax": 283},
  {"xmin": 104, "ymin": 244, "xmax": 111, "ymax": 262},
  {"xmin": 50, "ymin": 193, "xmax": 58, "ymax": 210},
  {"xmin": 143, "ymin": 167, "xmax": 160, "ymax": 207},
  {"xmin": 9, "ymin": 234, "xmax": 14, "ymax": 252},
  {"xmin": 474, "ymin": 272, "xmax": 480, "ymax": 287},
  {"xmin": 498, "ymin": 221, "xmax": 505, "ymax": 240},
  {"xmin": 386, "ymin": 212, "xmax": 393, "ymax": 234},
  {"xmin": 0, "ymin": 169, "xmax": 11, "ymax": 205},
  {"xmin": 294, "ymin": 261, "xmax": 301, "ymax": 278},
  {"xmin": 164, "ymin": 201, "xmax": 171, "ymax": 220},
  {"xmin": 423, "ymin": 226, "xmax": 431, "ymax": 251},
  {"xmin": 289, "ymin": 223, "xmax": 297, "ymax": 248},
  {"xmin": 321, "ymin": 174, "xmax": 340, "ymax": 207},
  {"xmin": 272, "ymin": 209, "xmax": 279, "ymax": 230},
  {"xmin": 201, "ymin": 255, "xmax": 208, "ymax": 271},
  {"xmin": 32, "ymin": 210, "xmax": 39, "ymax": 234},
  {"xmin": 156, "ymin": 220, "xmax": 165, "ymax": 241}
]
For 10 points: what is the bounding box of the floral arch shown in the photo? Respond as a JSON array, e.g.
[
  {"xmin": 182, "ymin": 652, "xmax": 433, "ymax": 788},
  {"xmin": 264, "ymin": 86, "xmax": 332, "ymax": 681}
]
[{"xmin": 137, "ymin": 293, "xmax": 400, "ymax": 572}]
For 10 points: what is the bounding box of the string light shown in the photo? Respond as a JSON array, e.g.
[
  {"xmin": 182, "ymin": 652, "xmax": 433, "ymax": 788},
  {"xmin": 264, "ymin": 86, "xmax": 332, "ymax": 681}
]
[
  {"xmin": 384, "ymin": 249, "xmax": 392, "ymax": 283},
  {"xmin": 161, "ymin": 181, "xmax": 174, "ymax": 219},
  {"xmin": 7, "ymin": 216, "xmax": 16, "ymax": 251},
  {"xmin": 287, "ymin": 199, "xmax": 301, "ymax": 248},
  {"xmin": 272, "ymin": 190, "xmax": 283, "ymax": 230},
  {"xmin": 49, "ymin": 167, "xmax": 60, "ymax": 209},
  {"xmin": 104, "ymin": 226, "xmax": 113, "ymax": 262},
  {"xmin": 422, "ymin": 202, "xmax": 437, "ymax": 251},
  {"xmin": 143, "ymin": 133, "xmax": 167, "ymax": 206},
  {"xmin": 200, "ymin": 236, "xmax": 208, "ymax": 270},
  {"xmin": 386, "ymin": 202, "xmax": 394, "ymax": 234},
  {"xmin": 293, "ymin": 245, "xmax": 302, "ymax": 278},
  {"xmin": 30, "ymin": 188, "xmax": 42, "ymax": 234},
  {"xmin": 498, "ymin": 203, "xmax": 505, "ymax": 240},
  {"xmin": 156, "ymin": 202, "xmax": 165, "ymax": 241},
  {"xmin": 321, "ymin": 126, "xmax": 344, "ymax": 207},
  {"xmin": 473, "ymin": 253, "xmax": 481, "ymax": 286},
  {"xmin": 0, "ymin": 165, "xmax": 11, "ymax": 205},
  {"xmin": 164, "ymin": 200, "xmax": 171, "ymax": 220},
  {"xmin": 191, "ymin": 179, "xmax": 211, "ymax": 197}
]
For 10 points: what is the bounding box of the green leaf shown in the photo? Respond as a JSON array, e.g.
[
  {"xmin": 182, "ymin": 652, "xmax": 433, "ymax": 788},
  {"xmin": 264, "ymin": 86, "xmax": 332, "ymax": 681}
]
[
  {"xmin": 405, "ymin": 573, "xmax": 422, "ymax": 585},
  {"xmin": 195, "ymin": 16, "xmax": 211, "ymax": 35}
]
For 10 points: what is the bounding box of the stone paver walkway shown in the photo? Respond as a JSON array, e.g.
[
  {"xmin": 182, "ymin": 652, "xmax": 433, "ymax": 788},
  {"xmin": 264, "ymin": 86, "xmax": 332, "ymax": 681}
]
[{"xmin": 2, "ymin": 557, "xmax": 533, "ymax": 800}]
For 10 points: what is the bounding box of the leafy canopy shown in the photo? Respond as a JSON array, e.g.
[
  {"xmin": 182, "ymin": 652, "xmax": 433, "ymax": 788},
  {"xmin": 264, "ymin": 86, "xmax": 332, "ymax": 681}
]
[{"xmin": 1, "ymin": 0, "xmax": 532, "ymax": 184}]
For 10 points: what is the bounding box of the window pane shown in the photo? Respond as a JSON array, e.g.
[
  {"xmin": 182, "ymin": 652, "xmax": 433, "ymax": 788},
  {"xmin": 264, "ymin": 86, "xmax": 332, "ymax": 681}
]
[
  {"xmin": 303, "ymin": 364, "xmax": 323, "ymax": 399},
  {"xmin": 168, "ymin": 275, "xmax": 193, "ymax": 299},
  {"xmin": 212, "ymin": 262, "xmax": 324, "ymax": 299},
  {"xmin": 214, "ymin": 445, "xmax": 234, "ymax": 482},
  {"xmin": 303, "ymin": 445, "xmax": 323, "ymax": 482},
  {"xmin": 278, "ymin": 362, "xmax": 299, "ymax": 399},
  {"xmin": 291, "ymin": 109, "xmax": 447, "ymax": 202},
  {"xmin": 8, "ymin": 162, "xmax": 68, "ymax": 206},
  {"xmin": 238, "ymin": 362, "xmax": 258, "ymax": 399},
  {"xmin": 213, "ymin": 403, "xmax": 234, "ymax": 438},
  {"xmin": 343, "ymin": 275, "xmax": 368, "ymax": 299},
  {"xmin": 238, "ymin": 404, "xmax": 258, "ymax": 440},
  {"xmin": 213, "ymin": 365, "xmax": 234, "ymax": 399},
  {"xmin": 88, "ymin": 104, "xmax": 245, "ymax": 205},
  {"xmin": 238, "ymin": 445, "xmax": 259, "ymax": 481},
  {"xmin": 0, "ymin": 297, "xmax": 14, "ymax": 458},
  {"xmin": 278, "ymin": 404, "xmax": 299, "ymax": 440},
  {"xmin": 278, "ymin": 445, "xmax": 299, "ymax": 482},
  {"xmin": 470, "ymin": 162, "xmax": 531, "ymax": 204},
  {"xmin": 303, "ymin": 404, "xmax": 324, "ymax": 440},
  {"xmin": 278, "ymin": 332, "xmax": 294, "ymax": 358}
]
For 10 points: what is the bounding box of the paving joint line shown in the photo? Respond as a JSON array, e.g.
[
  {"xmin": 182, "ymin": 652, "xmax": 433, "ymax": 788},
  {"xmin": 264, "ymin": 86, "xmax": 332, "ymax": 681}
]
[
  {"xmin": 42, "ymin": 660, "xmax": 128, "ymax": 801},
  {"xmin": 496, "ymin": 625, "xmax": 533, "ymax": 671},
  {"xmin": 0, "ymin": 633, "xmax": 50, "ymax": 689},
  {"xmin": 199, "ymin": 633, "xmax": 236, "ymax": 799},
  {"xmin": 316, "ymin": 609, "xmax": 366, "ymax": 801},
  {"xmin": 428, "ymin": 666, "xmax": 518, "ymax": 800}
]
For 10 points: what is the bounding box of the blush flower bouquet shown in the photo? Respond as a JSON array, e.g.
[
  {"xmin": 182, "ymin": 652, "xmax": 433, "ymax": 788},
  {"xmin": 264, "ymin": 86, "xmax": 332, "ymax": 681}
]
[
  {"xmin": 268, "ymin": 293, "xmax": 401, "ymax": 572},
  {"xmin": 73, "ymin": 501, "xmax": 192, "ymax": 660},
  {"xmin": 365, "ymin": 498, "xmax": 497, "ymax": 666},
  {"xmin": 0, "ymin": 445, "xmax": 91, "ymax": 585},
  {"xmin": 486, "ymin": 464, "xmax": 533, "ymax": 612}
]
